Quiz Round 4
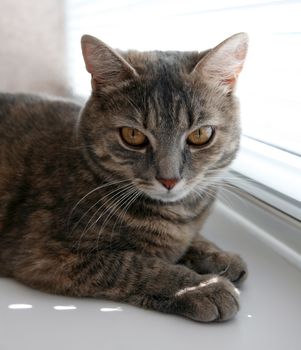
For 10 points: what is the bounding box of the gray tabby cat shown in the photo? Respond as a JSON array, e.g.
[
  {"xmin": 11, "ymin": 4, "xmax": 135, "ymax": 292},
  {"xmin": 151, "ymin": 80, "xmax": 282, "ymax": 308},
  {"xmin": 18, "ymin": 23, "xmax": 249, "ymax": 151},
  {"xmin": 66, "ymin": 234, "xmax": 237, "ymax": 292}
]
[{"xmin": 0, "ymin": 33, "xmax": 248, "ymax": 322}]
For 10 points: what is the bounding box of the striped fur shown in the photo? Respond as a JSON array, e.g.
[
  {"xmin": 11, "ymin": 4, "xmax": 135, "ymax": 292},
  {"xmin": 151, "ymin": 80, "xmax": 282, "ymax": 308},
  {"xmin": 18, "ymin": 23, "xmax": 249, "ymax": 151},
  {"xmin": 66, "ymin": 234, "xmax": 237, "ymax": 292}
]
[{"xmin": 0, "ymin": 33, "xmax": 248, "ymax": 322}]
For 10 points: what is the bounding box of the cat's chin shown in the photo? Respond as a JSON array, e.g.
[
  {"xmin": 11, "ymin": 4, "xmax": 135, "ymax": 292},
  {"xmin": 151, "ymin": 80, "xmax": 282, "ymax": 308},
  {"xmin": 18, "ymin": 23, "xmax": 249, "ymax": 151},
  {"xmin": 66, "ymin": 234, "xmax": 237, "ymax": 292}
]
[{"xmin": 142, "ymin": 188, "xmax": 191, "ymax": 203}]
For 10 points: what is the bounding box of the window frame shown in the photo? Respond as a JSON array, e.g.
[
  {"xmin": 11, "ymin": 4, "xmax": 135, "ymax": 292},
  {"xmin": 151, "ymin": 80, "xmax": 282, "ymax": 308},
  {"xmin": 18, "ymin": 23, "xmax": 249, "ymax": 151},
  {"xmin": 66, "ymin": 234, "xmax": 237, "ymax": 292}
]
[{"xmin": 228, "ymin": 136, "xmax": 301, "ymax": 221}]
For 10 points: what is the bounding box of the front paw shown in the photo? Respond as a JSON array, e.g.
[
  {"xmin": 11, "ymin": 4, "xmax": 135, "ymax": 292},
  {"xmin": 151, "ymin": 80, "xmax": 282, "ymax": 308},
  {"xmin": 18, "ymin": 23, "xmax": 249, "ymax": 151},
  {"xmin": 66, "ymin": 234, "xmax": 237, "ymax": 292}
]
[
  {"xmin": 173, "ymin": 276, "xmax": 239, "ymax": 322},
  {"xmin": 204, "ymin": 252, "xmax": 248, "ymax": 284}
]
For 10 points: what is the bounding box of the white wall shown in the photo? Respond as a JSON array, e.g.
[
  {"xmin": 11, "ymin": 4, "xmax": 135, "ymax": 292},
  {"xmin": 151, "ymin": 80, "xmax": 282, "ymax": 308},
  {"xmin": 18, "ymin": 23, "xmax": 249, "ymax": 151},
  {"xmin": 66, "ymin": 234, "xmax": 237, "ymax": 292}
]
[{"xmin": 0, "ymin": 0, "xmax": 69, "ymax": 96}]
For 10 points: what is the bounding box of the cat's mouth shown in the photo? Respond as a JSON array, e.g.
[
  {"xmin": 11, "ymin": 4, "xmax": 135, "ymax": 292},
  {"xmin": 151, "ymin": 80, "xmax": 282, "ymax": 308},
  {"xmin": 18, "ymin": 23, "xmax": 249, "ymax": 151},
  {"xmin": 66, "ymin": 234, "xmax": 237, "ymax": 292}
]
[{"xmin": 137, "ymin": 180, "xmax": 192, "ymax": 203}]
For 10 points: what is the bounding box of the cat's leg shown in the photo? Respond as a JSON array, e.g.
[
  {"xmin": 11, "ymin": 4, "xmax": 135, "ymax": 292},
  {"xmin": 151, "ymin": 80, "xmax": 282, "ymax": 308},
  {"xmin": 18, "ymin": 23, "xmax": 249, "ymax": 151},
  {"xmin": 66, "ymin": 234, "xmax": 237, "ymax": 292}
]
[
  {"xmin": 13, "ymin": 250, "xmax": 239, "ymax": 322},
  {"xmin": 178, "ymin": 236, "xmax": 247, "ymax": 284}
]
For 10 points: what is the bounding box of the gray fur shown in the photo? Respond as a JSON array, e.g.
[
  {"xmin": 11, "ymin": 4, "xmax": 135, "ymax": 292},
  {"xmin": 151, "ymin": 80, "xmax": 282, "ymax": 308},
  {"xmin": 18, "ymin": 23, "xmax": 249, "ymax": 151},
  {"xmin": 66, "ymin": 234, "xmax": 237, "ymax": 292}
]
[{"xmin": 0, "ymin": 33, "xmax": 248, "ymax": 322}]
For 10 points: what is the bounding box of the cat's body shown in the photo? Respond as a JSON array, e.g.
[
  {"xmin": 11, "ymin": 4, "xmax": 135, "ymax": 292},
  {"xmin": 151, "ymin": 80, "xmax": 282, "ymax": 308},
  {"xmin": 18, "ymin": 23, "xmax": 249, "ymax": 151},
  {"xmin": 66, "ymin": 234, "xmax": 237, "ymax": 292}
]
[
  {"xmin": 0, "ymin": 93, "xmax": 209, "ymax": 270},
  {"xmin": 0, "ymin": 33, "xmax": 248, "ymax": 322}
]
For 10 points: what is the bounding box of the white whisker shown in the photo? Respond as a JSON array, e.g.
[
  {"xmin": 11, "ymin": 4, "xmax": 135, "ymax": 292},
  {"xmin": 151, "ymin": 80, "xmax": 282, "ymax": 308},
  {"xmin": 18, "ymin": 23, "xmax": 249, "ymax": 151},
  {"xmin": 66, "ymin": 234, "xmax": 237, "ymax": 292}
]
[
  {"xmin": 74, "ymin": 184, "xmax": 135, "ymax": 252},
  {"xmin": 84, "ymin": 183, "xmax": 135, "ymax": 234},
  {"xmin": 71, "ymin": 182, "xmax": 133, "ymax": 233},
  {"xmin": 112, "ymin": 190, "xmax": 142, "ymax": 235},
  {"xmin": 93, "ymin": 187, "xmax": 139, "ymax": 253},
  {"xmin": 68, "ymin": 179, "xmax": 129, "ymax": 231}
]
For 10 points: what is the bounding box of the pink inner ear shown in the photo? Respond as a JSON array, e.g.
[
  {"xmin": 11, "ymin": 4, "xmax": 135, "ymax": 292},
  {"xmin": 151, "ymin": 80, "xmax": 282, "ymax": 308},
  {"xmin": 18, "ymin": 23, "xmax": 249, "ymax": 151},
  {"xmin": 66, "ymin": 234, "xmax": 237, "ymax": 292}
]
[
  {"xmin": 81, "ymin": 35, "xmax": 139, "ymax": 88},
  {"xmin": 220, "ymin": 42, "xmax": 248, "ymax": 89},
  {"xmin": 223, "ymin": 65, "xmax": 243, "ymax": 88},
  {"xmin": 232, "ymin": 47, "xmax": 246, "ymax": 85},
  {"xmin": 82, "ymin": 43, "xmax": 95, "ymax": 75},
  {"xmin": 195, "ymin": 33, "xmax": 248, "ymax": 91},
  {"xmin": 236, "ymin": 45, "xmax": 247, "ymax": 61}
]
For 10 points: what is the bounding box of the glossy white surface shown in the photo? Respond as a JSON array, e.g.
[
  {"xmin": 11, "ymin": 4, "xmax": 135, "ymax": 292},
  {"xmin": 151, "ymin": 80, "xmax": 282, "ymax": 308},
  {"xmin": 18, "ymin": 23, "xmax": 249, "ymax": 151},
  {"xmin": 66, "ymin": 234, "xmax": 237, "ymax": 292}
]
[{"xmin": 1, "ymin": 199, "xmax": 301, "ymax": 350}]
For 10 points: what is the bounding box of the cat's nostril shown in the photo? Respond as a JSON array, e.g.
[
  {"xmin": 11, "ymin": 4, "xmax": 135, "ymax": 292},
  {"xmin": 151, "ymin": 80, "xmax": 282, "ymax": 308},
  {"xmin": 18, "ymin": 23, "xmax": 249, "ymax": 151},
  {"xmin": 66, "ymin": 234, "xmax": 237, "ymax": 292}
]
[{"xmin": 156, "ymin": 178, "xmax": 179, "ymax": 190}]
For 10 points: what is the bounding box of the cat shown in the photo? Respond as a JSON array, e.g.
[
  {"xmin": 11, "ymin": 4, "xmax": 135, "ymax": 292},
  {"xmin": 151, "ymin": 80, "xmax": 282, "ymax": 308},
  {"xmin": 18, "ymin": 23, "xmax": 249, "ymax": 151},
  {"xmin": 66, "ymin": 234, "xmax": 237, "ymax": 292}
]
[{"xmin": 0, "ymin": 32, "xmax": 248, "ymax": 322}]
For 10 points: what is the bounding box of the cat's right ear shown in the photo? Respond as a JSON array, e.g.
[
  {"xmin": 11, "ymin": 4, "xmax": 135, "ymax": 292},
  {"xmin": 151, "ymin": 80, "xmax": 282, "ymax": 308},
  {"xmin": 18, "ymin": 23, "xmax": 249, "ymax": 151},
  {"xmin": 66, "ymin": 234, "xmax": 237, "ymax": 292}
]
[{"xmin": 81, "ymin": 35, "xmax": 138, "ymax": 89}]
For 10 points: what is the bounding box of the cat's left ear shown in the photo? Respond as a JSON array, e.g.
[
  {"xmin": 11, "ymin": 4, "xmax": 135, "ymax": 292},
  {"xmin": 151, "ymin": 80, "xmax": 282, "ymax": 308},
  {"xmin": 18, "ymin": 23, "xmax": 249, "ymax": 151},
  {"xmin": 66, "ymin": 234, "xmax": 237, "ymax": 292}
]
[
  {"xmin": 192, "ymin": 33, "xmax": 249, "ymax": 93},
  {"xmin": 81, "ymin": 34, "xmax": 138, "ymax": 89}
]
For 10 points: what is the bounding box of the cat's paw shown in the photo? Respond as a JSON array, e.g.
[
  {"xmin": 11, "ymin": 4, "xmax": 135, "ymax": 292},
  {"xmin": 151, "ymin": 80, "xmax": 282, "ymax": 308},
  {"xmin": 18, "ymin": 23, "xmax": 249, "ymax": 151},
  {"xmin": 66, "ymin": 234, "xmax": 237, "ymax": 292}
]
[
  {"xmin": 173, "ymin": 276, "xmax": 240, "ymax": 322},
  {"xmin": 215, "ymin": 252, "xmax": 247, "ymax": 284},
  {"xmin": 201, "ymin": 252, "xmax": 248, "ymax": 285}
]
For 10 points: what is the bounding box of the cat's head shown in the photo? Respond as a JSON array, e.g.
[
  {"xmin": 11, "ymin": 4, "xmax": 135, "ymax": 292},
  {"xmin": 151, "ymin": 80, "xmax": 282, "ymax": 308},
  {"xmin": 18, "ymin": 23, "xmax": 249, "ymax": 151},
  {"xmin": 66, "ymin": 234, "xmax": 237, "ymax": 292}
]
[{"xmin": 79, "ymin": 33, "xmax": 248, "ymax": 203}]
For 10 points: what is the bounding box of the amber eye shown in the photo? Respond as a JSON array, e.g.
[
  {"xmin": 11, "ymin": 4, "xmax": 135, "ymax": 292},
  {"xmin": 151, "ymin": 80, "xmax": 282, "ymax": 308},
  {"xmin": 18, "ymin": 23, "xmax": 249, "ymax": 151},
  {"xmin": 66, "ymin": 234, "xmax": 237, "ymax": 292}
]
[
  {"xmin": 187, "ymin": 126, "xmax": 214, "ymax": 146},
  {"xmin": 120, "ymin": 127, "xmax": 148, "ymax": 147}
]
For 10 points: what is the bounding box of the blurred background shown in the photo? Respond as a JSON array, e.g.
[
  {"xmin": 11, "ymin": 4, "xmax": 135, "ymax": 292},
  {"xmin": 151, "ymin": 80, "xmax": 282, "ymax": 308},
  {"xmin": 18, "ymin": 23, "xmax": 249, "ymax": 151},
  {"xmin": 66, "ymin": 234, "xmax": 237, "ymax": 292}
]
[{"xmin": 0, "ymin": 0, "xmax": 300, "ymax": 156}]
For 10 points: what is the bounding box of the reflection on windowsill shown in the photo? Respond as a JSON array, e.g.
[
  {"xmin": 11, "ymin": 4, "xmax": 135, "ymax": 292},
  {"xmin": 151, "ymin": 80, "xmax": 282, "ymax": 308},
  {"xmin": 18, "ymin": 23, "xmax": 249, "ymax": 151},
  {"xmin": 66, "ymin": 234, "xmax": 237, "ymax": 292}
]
[
  {"xmin": 100, "ymin": 307, "xmax": 123, "ymax": 312},
  {"xmin": 7, "ymin": 304, "xmax": 123, "ymax": 312},
  {"xmin": 53, "ymin": 305, "xmax": 77, "ymax": 310},
  {"xmin": 8, "ymin": 304, "xmax": 33, "ymax": 309}
]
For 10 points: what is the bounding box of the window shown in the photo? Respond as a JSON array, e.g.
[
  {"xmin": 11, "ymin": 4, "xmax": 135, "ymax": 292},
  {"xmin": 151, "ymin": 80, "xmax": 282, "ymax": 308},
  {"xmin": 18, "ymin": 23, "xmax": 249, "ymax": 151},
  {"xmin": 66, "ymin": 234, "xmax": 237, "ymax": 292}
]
[{"xmin": 66, "ymin": 0, "xmax": 301, "ymax": 218}]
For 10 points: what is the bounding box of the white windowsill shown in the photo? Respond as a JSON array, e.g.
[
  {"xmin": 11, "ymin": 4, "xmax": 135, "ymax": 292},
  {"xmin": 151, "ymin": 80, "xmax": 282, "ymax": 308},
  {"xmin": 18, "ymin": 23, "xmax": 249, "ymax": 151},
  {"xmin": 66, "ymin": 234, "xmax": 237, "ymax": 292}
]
[{"xmin": 230, "ymin": 136, "xmax": 301, "ymax": 220}]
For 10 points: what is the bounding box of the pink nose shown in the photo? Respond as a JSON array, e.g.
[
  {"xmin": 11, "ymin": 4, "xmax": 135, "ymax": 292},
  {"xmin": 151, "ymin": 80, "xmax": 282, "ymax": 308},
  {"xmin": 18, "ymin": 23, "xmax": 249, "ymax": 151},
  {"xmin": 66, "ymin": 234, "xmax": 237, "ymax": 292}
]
[{"xmin": 157, "ymin": 178, "xmax": 179, "ymax": 190}]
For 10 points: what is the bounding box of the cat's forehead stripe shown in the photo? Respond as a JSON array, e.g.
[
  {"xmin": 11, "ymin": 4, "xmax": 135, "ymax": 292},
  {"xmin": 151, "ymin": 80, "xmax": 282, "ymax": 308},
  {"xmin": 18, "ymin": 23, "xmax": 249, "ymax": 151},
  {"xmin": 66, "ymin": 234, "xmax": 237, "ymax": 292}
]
[{"xmin": 146, "ymin": 91, "xmax": 186, "ymax": 130}]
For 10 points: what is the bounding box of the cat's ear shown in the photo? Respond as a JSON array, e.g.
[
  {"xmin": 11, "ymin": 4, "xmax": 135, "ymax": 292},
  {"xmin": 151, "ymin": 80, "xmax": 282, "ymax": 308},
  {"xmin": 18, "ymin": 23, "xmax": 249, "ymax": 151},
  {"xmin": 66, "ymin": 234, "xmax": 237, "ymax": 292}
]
[
  {"xmin": 191, "ymin": 33, "xmax": 248, "ymax": 92},
  {"xmin": 81, "ymin": 35, "xmax": 138, "ymax": 88}
]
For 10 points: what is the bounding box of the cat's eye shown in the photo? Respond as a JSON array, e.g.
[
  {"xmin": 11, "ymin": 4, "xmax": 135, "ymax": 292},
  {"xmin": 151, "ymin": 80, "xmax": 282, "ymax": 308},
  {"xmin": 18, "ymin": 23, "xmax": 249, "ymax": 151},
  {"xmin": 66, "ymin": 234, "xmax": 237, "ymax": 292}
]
[
  {"xmin": 120, "ymin": 127, "xmax": 148, "ymax": 147},
  {"xmin": 187, "ymin": 126, "xmax": 214, "ymax": 147}
]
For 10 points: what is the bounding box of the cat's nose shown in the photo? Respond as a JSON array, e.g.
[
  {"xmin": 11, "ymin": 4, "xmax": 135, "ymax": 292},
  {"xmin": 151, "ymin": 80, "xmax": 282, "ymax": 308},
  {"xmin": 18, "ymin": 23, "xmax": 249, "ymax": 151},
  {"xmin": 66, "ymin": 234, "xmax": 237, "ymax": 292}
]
[{"xmin": 156, "ymin": 177, "xmax": 180, "ymax": 190}]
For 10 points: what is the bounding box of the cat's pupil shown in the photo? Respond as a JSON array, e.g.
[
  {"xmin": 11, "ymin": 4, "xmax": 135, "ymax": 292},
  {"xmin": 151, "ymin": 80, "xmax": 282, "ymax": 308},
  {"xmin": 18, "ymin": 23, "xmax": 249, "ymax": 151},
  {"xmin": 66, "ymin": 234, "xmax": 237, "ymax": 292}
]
[{"xmin": 120, "ymin": 127, "xmax": 147, "ymax": 147}]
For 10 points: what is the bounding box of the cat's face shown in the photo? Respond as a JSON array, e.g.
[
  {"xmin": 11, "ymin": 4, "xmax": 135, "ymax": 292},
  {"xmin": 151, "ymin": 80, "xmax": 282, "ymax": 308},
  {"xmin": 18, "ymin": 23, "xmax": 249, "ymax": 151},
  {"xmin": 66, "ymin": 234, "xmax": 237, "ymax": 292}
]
[{"xmin": 79, "ymin": 34, "xmax": 248, "ymax": 203}]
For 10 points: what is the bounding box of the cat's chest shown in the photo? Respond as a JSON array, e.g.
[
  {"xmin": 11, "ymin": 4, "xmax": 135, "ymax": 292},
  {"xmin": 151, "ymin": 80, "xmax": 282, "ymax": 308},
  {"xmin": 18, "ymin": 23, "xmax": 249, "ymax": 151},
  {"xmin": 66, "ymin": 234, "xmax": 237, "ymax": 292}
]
[{"xmin": 120, "ymin": 204, "xmax": 207, "ymax": 262}]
